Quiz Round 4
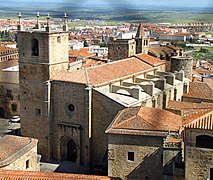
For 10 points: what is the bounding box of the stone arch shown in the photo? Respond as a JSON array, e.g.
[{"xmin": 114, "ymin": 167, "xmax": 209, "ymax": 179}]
[
  {"xmin": 0, "ymin": 107, "xmax": 5, "ymax": 118},
  {"xmin": 60, "ymin": 136, "xmax": 79, "ymax": 162},
  {"xmin": 196, "ymin": 135, "xmax": 213, "ymax": 149},
  {"xmin": 31, "ymin": 38, "xmax": 39, "ymax": 56}
]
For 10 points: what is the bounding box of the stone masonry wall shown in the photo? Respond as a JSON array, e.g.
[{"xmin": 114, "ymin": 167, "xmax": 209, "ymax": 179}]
[
  {"xmin": 2, "ymin": 146, "xmax": 39, "ymax": 171},
  {"xmin": 51, "ymin": 81, "xmax": 90, "ymax": 166},
  {"xmin": 92, "ymin": 89, "xmax": 125, "ymax": 169},
  {"xmin": 171, "ymin": 57, "xmax": 193, "ymax": 79},
  {"xmin": 108, "ymin": 134, "xmax": 163, "ymax": 180},
  {"xmin": 108, "ymin": 40, "xmax": 135, "ymax": 61},
  {"xmin": 185, "ymin": 128, "xmax": 213, "ymax": 180}
]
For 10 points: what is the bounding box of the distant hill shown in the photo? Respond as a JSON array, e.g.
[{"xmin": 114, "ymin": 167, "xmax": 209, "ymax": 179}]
[{"xmin": 0, "ymin": 1, "xmax": 212, "ymax": 23}]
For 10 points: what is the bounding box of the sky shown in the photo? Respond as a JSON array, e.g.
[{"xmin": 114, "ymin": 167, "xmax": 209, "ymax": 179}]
[{"xmin": 3, "ymin": 0, "xmax": 213, "ymax": 8}]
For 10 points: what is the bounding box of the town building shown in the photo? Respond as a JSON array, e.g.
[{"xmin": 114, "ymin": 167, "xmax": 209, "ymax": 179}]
[
  {"xmin": 182, "ymin": 81, "xmax": 213, "ymax": 103},
  {"xmin": 183, "ymin": 110, "xmax": 213, "ymax": 180},
  {"xmin": 17, "ymin": 17, "xmax": 188, "ymax": 172},
  {"xmin": 0, "ymin": 59, "xmax": 19, "ymax": 118},
  {"xmin": 0, "ymin": 135, "xmax": 40, "ymax": 171},
  {"xmin": 106, "ymin": 106, "xmax": 182, "ymax": 179},
  {"xmin": 0, "ymin": 46, "xmax": 18, "ymax": 63},
  {"xmin": 108, "ymin": 23, "xmax": 149, "ymax": 61}
]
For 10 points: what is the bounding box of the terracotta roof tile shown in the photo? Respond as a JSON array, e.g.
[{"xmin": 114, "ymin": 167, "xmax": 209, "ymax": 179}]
[
  {"xmin": 134, "ymin": 53, "xmax": 165, "ymax": 67},
  {"xmin": 167, "ymin": 101, "xmax": 213, "ymax": 113},
  {"xmin": 196, "ymin": 67, "xmax": 213, "ymax": 75},
  {"xmin": 183, "ymin": 82, "xmax": 213, "ymax": 100},
  {"xmin": 69, "ymin": 48, "xmax": 95, "ymax": 58},
  {"xmin": 0, "ymin": 170, "xmax": 117, "ymax": 180},
  {"xmin": 183, "ymin": 110, "xmax": 213, "ymax": 130},
  {"xmin": 0, "ymin": 46, "xmax": 17, "ymax": 54},
  {"xmin": 52, "ymin": 57, "xmax": 154, "ymax": 87},
  {"xmin": 0, "ymin": 135, "xmax": 38, "ymax": 167},
  {"xmin": 106, "ymin": 106, "xmax": 182, "ymax": 136}
]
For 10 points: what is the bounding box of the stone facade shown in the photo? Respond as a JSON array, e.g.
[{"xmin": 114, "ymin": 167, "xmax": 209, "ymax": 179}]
[
  {"xmin": 184, "ymin": 128, "xmax": 213, "ymax": 180},
  {"xmin": 17, "ymin": 25, "xmax": 188, "ymax": 171},
  {"xmin": 50, "ymin": 81, "xmax": 90, "ymax": 166},
  {"xmin": 0, "ymin": 135, "xmax": 40, "ymax": 171},
  {"xmin": 171, "ymin": 57, "xmax": 193, "ymax": 79},
  {"xmin": 108, "ymin": 134, "xmax": 164, "ymax": 180},
  {"xmin": 108, "ymin": 39, "xmax": 136, "ymax": 61},
  {"xmin": 0, "ymin": 64, "xmax": 19, "ymax": 118},
  {"xmin": 108, "ymin": 23, "xmax": 149, "ymax": 61},
  {"xmin": 92, "ymin": 89, "xmax": 125, "ymax": 168},
  {"xmin": 2, "ymin": 146, "xmax": 39, "ymax": 171},
  {"xmin": 18, "ymin": 30, "xmax": 69, "ymax": 160}
]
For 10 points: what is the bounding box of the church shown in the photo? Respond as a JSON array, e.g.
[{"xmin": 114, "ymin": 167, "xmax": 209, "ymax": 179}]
[{"xmin": 17, "ymin": 15, "xmax": 190, "ymax": 171}]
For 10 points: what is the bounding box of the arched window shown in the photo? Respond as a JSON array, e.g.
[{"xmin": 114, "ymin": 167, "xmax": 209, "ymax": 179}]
[
  {"xmin": 31, "ymin": 38, "xmax": 39, "ymax": 56},
  {"xmin": 57, "ymin": 36, "xmax": 61, "ymax": 43},
  {"xmin": 196, "ymin": 135, "xmax": 213, "ymax": 149}
]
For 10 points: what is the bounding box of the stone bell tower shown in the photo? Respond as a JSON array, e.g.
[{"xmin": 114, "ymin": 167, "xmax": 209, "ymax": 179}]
[
  {"xmin": 135, "ymin": 22, "xmax": 149, "ymax": 54},
  {"xmin": 18, "ymin": 13, "xmax": 69, "ymax": 159}
]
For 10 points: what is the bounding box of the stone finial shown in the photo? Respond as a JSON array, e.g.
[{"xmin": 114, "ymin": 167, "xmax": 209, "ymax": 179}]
[
  {"xmin": 17, "ymin": 12, "xmax": 23, "ymax": 31},
  {"xmin": 35, "ymin": 12, "xmax": 41, "ymax": 29},
  {"xmin": 63, "ymin": 12, "xmax": 68, "ymax": 32},
  {"xmin": 46, "ymin": 13, "xmax": 51, "ymax": 32}
]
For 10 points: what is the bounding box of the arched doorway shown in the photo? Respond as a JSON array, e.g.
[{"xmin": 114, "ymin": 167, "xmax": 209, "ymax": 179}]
[
  {"xmin": 0, "ymin": 107, "xmax": 5, "ymax": 118},
  {"xmin": 67, "ymin": 140, "xmax": 77, "ymax": 162},
  {"xmin": 60, "ymin": 136, "xmax": 78, "ymax": 162}
]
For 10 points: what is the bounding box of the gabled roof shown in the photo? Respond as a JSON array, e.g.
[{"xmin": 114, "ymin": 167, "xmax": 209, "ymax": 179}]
[
  {"xmin": 52, "ymin": 57, "xmax": 154, "ymax": 87},
  {"xmin": 134, "ymin": 53, "xmax": 165, "ymax": 67},
  {"xmin": 106, "ymin": 106, "xmax": 182, "ymax": 136},
  {"xmin": 0, "ymin": 135, "xmax": 38, "ymax": 167},
  {"xmin": 135, "ymin": 23, "xmax": 145, "ymax": 39},
  {"xmin": 167, "ymin": 101, "xmax": 213, "ymax": 117},
  {"xmin": 183, "ymin": 82, "xmax": 213, "ymax": 101},
  {"xmin": 183, "ymin": 109, "xmax": 213, "ymax": 130}
]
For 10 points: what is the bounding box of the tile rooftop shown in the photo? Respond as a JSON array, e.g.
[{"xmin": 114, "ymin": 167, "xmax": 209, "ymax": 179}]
[
  {"xmin": 106, "ymin": 106, "xmax": 182, "ymax": 136},
  {"xmin": 52, "ymin": 57, "xmax": 154, "ymax": 87},
  {"xmin": 0, "ymin": 170, "xmax": 117, "ymax": 180},
  {"xmin": 134, "ymin": 53, "xmax": 165, "ymax": 67},
  {"xmin": 0, "ymin": 135, "xmax": 38, "ymax": 167},
  {"xmin": 183, "ymin": 82, "xmax": 213, "ymax": 100}
]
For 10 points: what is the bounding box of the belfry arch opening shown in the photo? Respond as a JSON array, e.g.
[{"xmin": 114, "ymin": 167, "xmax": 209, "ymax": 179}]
[
  {"xmin": 196, "ymin": 135, "xmax": 213, "ymax": 149},
  {"xmin": 31, "ymin": 38, "xmax": 39, "ymax": 56}
]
